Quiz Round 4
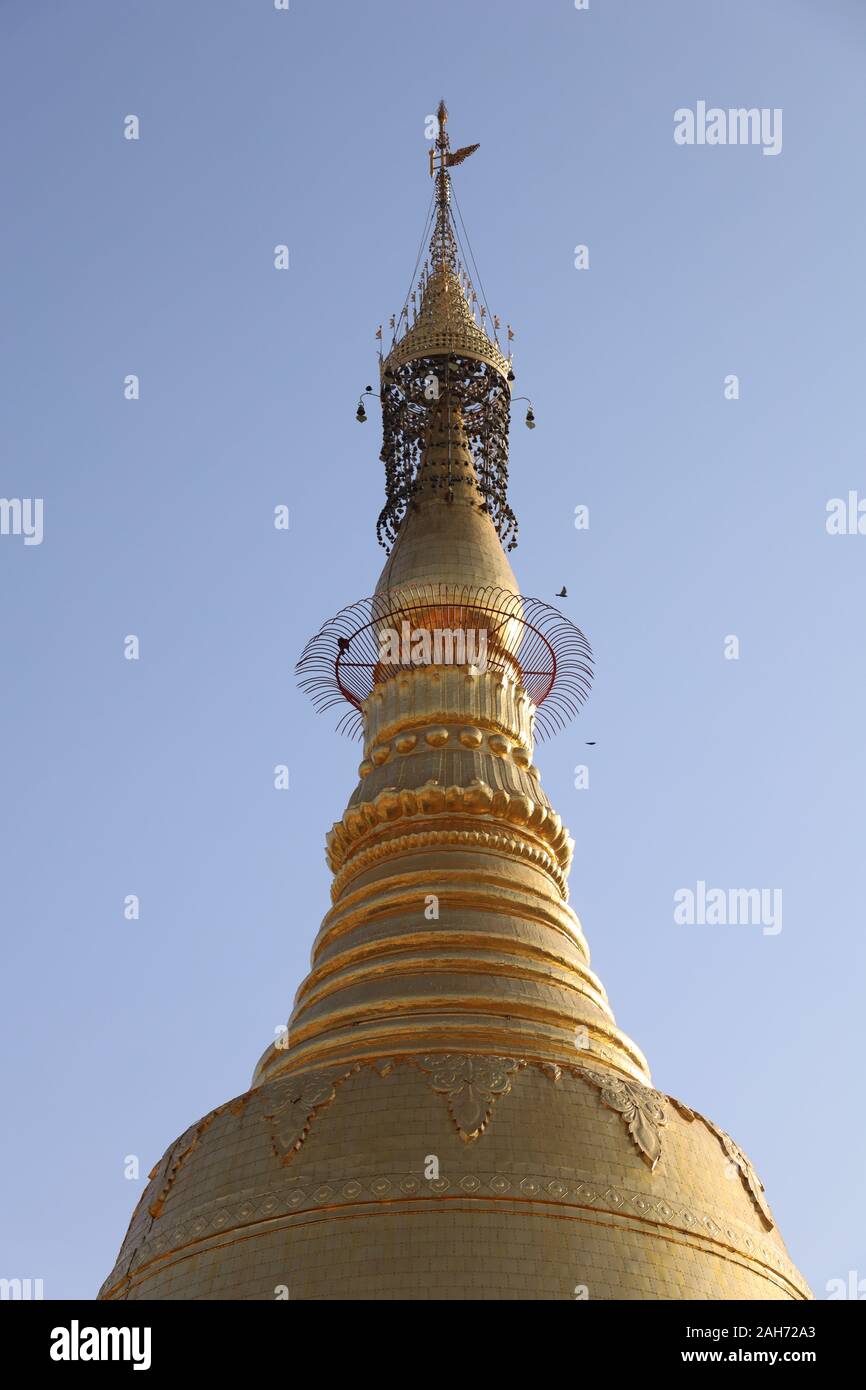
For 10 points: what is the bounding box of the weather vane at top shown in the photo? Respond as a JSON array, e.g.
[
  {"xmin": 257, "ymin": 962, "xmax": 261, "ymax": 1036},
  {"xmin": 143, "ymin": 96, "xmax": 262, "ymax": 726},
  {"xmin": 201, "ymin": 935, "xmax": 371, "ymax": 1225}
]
[{"xmin": 428, "ymin": 99, "xmax": 479, "ymax": 186}]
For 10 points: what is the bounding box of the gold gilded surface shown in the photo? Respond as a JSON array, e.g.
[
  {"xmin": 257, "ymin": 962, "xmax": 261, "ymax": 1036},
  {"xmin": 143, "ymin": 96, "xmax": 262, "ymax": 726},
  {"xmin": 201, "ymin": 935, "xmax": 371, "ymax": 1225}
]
[
  {"xmin": 577, "ymin": 1067, "xmax": 669, "ymax": 1171},
  {"xmin": 417, "ymin": 1054, "xmax": 521, "ymax": 1141},
  {"xmin": 326, "ymin": 780, "xmax": 574, "ymax": 875},
  {"xmin": 100, "ymin": 114, "xmax": 810, "ymax": 1302},
  {"xmin": 363, "ymin": 665, "xmax": 536, "ymax": 753},
  {"xmin": 100, "ymin": 417, "xmax": 810, "ymax": 1298},
  {"xmin": 382, "ymin": 264, "xmax": 511, "ymax": 381},
  {"xmin": 100, "ymin": 1062, "xmax": 810, "ymax": 1301},
  {"xmin": 375, "ymin": 403, "xmax": 522, "ymax": 602},
  {"xmin": 263, "ymin": 1068, "xmax": 354, "ymax": 1162}
]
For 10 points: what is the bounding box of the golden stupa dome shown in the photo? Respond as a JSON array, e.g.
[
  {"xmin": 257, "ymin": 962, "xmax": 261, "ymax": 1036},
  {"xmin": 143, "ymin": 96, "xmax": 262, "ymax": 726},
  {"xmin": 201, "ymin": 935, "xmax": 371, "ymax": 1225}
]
[{"xmin": 100, "ymin": 103, "xmax": 810, "ymax": 1303}]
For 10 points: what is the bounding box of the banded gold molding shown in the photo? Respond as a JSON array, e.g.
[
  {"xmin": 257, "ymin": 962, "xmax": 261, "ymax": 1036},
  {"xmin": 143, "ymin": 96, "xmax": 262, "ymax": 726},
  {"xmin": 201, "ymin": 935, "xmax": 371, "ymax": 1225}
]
[
  {"xmin": 102, "ymin": 1188, "xmax": 808, "ymax": 1304},
  {"xmin": 326, "ymin": 780, "xmax": 573, "ymax": 875},
  {"xmin": 315, "ymin": 869, "xmax": 590, "ymax": 961},
  {"xmin": 262, "ymin": 1023, "xmax": 650, "ymax": 1092},
  {"xmin": 365, "ymin": 707, "xmax": 535, "ymax": 756},
  {"xmin": 362, "ymin": 667, "xmax": 536, "ymax": 754},
  {"xmin": 329, "ymin": 826, "xmax": 570, "ymax": 901},
  {"xmin": 359, "ymin": 724, "xmax": 534, "ymax": 777}
]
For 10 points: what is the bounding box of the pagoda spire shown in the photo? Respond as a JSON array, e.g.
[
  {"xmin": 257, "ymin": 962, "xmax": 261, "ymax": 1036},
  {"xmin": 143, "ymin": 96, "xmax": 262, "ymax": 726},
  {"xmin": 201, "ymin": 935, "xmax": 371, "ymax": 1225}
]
[
  {"xmin": 373, "ymin": 102, "xmax": 517, "ymax": 553},
  {"xmin": 100, "ymin": 102, "xmax": 812, "ymax": 1307},
  {"xmin": 286, "ymin": 108, "xmax": 635, "ymax": 1088},
  {"xmin": 427, "ymin": 99, "xmax": 479, "ymax": 270}
]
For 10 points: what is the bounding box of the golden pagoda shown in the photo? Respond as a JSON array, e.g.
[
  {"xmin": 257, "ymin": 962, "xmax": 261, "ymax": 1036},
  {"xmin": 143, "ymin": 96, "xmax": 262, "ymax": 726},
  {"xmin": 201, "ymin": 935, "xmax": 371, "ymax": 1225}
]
[{"xmin": 100, "ymin": 104, "xmax": 810, "ymax": 1301}]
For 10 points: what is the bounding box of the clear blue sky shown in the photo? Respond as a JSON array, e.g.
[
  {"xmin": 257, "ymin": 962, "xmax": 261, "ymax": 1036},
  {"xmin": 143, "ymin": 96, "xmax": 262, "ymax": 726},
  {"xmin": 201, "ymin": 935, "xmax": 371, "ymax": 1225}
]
[{"xmin": 1, "ymin": 0, "xmax": 863, "ymax": 1299}]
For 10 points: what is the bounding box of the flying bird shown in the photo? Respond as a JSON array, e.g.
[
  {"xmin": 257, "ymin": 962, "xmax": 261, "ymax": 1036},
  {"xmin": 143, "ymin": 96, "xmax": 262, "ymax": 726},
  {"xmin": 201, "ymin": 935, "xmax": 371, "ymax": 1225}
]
[
  {"xmin": 585, "ymin": 741, "xmax": 596, "ymax": 746},
  {"xmin": 556, "ymin": 586, "xmax": 567, "ymax": 598}
]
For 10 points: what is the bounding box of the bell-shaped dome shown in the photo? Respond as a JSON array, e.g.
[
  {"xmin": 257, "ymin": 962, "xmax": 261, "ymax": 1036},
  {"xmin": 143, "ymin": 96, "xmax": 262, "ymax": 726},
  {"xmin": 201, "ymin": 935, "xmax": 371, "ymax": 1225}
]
[
  {"xmin": 383, "ymin": 262, "xmax": 511, "ymax": 381},
  {"xmin": 100, "ymin": 100, "xmax": 810, "ymax": 1305}
]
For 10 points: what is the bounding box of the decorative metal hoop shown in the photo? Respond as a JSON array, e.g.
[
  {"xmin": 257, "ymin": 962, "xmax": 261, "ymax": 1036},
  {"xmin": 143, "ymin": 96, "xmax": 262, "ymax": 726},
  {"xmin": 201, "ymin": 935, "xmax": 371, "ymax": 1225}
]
[{"xmin": 297, "ymin": 584, "xmax": 593, "ymax": 742}]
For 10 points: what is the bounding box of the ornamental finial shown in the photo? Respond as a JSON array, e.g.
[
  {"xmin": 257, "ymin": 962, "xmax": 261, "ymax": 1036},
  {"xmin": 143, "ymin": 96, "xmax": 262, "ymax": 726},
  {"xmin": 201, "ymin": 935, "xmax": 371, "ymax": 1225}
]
[
  {"xmin": 368, "ymin": 102, "xmax": 519, "ymax": 554},
  {"xmin": 427, "ymin": 100, "xmax": 479, "ymax": 267}
]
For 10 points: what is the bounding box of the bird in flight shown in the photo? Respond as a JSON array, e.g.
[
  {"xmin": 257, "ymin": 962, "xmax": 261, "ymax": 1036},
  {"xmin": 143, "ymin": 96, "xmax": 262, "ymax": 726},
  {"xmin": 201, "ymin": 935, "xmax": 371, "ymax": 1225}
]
[{"xmin": 556, "ymin": 586, "xmax": 567, "ymax": 598}]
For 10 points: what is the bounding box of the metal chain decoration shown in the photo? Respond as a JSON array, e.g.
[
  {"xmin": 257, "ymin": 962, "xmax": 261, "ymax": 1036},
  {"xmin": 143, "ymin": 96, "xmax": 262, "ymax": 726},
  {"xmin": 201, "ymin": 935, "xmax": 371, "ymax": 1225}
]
[
  {"xmin": 376, "ymin": 359, "xmax": 516, "ymax": 552},
  {"xmin": 372, "ymin": 101, "xmax": 520, "ymax": 553}
]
